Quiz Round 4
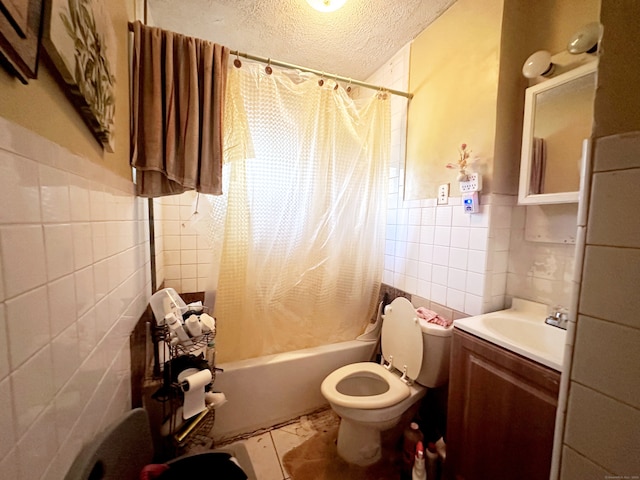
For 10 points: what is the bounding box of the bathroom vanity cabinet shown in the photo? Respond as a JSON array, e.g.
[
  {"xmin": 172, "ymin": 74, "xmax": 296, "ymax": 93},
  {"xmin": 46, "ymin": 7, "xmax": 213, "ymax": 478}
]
[{"xmin": 445, "ymin": 329, "xmax": 560, "ymax": 480}]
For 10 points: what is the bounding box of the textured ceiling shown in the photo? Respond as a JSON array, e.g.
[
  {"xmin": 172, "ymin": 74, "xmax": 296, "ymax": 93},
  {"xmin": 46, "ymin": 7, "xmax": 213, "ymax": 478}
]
[{"xmin": 147, "ymin": 0, "xmax": 456, "ymax": 82}]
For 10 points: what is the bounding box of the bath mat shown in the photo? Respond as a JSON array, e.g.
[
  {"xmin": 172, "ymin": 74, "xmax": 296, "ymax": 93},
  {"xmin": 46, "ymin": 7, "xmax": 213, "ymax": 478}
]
[{"xmin": 282, "ymin": 426, "xmax": 402, "ymax": 480}]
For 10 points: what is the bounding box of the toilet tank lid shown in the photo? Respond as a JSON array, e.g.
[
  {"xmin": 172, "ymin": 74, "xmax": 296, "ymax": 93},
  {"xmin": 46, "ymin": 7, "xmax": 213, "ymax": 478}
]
[{"xmin": 418, "ymin": 319, "xmax": 454, "ymax": 337}]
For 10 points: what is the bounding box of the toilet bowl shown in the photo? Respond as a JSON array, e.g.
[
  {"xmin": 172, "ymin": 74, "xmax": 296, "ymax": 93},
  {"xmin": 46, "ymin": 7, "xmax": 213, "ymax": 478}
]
[{"xmin": 321, "ymin": 297, "xmax": 452, "ymax": 466}]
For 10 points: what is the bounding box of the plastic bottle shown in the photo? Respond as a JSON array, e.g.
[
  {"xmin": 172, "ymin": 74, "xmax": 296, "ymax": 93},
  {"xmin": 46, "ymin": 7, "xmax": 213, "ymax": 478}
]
[
  {"xmin": 205, "ymin": 341, "xmax": 216, "ymax": 372},
  {"xmin": 412, "ymin": 441, "xmax": 426, "ymax": 480},
  {"xmin": 426, "ymin": 441, "xmax": 440, "ymax": 480},
  {"xmin": 402, "ymin": 422, "xmax": 424, "ymax": 478},
  {"xmin": 185, "ymin": 314, "xmax": 202, "ymax": 337},
  {"xmin": 165, "ymin": 312, "xmax": 193, "ymax": 346}
]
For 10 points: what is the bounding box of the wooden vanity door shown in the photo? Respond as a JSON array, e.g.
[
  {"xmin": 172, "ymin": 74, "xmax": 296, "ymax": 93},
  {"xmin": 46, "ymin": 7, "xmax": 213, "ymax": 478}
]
[{"xmin": 446, "ymin": 329, "xmax": 561, "ymax": 480}]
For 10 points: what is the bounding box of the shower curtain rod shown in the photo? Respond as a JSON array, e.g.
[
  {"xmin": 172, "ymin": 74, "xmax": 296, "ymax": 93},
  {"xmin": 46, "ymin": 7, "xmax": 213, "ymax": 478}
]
[{"xmin": 126, "ymin": 21, "xmax": 413, "ymax": 100}]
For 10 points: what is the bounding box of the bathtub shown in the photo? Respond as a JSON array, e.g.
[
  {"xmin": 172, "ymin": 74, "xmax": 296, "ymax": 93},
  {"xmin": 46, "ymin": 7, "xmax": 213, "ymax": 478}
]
[{"xmin": 211, "ymin": 338, "xmax": 378, "ymax": 442}]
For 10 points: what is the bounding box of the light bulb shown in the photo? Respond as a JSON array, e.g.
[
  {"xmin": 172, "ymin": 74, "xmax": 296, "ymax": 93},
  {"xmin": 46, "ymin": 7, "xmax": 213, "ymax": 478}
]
[
  {"xmin": 567, "ymin": 22, "xmax": 603, "ymax": 54},
  {"xmin": 306, "ymin": 0, "xmax": 347, "ymax": 12},
  {"xmin": 522, "ymin": 50, "xmax": 554, "ymax": 79}
]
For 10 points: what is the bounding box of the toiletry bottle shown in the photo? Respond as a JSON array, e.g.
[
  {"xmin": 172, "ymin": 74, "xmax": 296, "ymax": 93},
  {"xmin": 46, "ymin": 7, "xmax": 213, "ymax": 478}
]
[
  {"xmin": 165, "ymin": 312, "xmax": 192, "ymax": 346},
  {"xmin": 412, "ymin": 441, "xmax": 426, "ymax": 480},
  {"xmin": 426, "ymin": 441, "xmax": 440, "ymax": 480},
  {"xmin": 206, "ymin": 341, "xmax": 216, "ymax": 372},
  {"xmin": 402, "ymin": 422, "xmax": 424, "ymax": 478},
  {"xmin": 185, "ymin": 314, "xmax": 202, "ymax": 337}
]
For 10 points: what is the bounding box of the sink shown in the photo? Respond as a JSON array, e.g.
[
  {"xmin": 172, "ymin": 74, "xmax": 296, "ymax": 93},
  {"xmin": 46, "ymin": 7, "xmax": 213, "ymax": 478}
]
[{"xmin": 453, "ymin": 299, "xmax": 566, "ymax": 372}]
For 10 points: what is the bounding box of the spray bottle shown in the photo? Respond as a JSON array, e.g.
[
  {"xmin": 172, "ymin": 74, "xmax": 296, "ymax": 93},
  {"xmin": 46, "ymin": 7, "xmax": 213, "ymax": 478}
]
[{"xmin": 412, "ymin": 441, "xmax": 426, "ymax": 480}]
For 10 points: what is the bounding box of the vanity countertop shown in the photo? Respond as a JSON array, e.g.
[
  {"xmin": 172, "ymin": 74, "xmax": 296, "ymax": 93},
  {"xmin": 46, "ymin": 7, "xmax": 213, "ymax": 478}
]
[{"xmin": 453, "ymin": 298, "xmax": 566, "ymax": 372}]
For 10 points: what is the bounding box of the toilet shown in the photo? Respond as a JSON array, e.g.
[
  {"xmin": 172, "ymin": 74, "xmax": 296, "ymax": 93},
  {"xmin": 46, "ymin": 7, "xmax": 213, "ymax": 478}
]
[{"xmin": 321, "ymin": 296, "xmax": 452, "ymax": 466}]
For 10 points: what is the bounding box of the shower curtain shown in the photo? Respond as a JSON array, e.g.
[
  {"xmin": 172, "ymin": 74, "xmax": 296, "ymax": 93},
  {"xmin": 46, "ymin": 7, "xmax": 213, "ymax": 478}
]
[{"xmin": 205, "ymin": 63, "xmax": 390, "ymax": 363}]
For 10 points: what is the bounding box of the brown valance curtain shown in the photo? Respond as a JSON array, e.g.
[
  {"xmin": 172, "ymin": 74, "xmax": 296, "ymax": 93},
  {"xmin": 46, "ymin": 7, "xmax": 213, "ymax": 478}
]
[{"xmin": 130, "ymin": 21, "xmax": 229, "ymax": 197}]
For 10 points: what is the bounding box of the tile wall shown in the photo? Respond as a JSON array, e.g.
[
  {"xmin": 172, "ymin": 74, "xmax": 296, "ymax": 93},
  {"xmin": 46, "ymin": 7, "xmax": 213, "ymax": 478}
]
[
  {"xmin": 0, "ymin": 117, "xmax": 151, "ymax": 479},
  {"xmin": 370, "ymin": 45, "xmax": 579, "ymax": 316},
  {"xmin": 560, "ymin": 132, "xmax": 640, "ymax": 477},
  {"xmin": 153, "ymin": 192, "xmax": 213, "ymax": 293}
]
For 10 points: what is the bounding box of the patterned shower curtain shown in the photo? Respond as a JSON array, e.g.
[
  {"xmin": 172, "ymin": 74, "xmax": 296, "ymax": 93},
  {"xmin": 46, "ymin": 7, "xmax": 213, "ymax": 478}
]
[{"xmin": 205, "ymin": 63, "xmax": 390, "ymax": 363}]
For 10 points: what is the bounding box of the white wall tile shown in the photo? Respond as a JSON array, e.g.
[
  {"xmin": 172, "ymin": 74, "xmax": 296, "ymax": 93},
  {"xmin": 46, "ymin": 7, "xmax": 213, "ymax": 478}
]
[
  {"xmin": 580, "ymin": 246, "xmax": 640, "ymax": 330},
  {"xmin": 0, "ymin": 376, "xmax": 16, "ymax": 459},
  {"xmin": 417, "ymin": 262, "xmax": 432, "ymax": 282},
  {"xmin": 16, "ymin": 405, "xmax": 59, "ymax": 480},
  {"xmin": 432, "ymin": 265, "xmax": 448, "ymax": 286},
  {"xmin": 467, "ymin": 249, "xmax": 487, "ymax": 273},
  {"xmin": 449, "ymin": 248, "xmax": 468, "ymax": 270},
  {"xmin": 75, "ymin": 266, "xmax": 95, "ymax": 318},
  {"xmin": 11, "ymin": 344, "xmax": 55, "ymax": 437},
  {"xmin": 434, "ymin": 226, "xmax": 451, "ymax": 246},
  {"xmin": 572, "ymin": 315, "xmax": 640, "ymax": 409},
  {"xmin": 564, "ymin": 383, "xmax": 640, "ymax": 475},
  {"xmin": 450, "ymin": 227, "xmax": 470, "ymax": 249},
  {"xmin": 447, "ymin": 268, "xmax": 467, "ymax": 291},
  {"xmin": 69, "ymin": 175, "xmax": 91, "ymax": 222},
  {"xmin": 418, "ymin": 244, "xmax": 433, "ymax": 263},
  {"xmin": 430, "ymin": 284, "xmax": 447, "ymax": 305},
  {"xmin": 0, "ymin": 304, "xmax": 8, "ymax": 380},
  {"xmin": 435, "ymin": 206, "xmax": 452, "ymax": 226},
  {"xmin": 432, "ymin": 246, "xmax": 449, "ymax": 266},
  {"xmin": 466, "ymin": 271, "xmax": 485, "ymax": 297},
  {"xmin": 446, "ymin": 288, "xmax": 465, "ymax": 311},
  {"xmin": 47, "ymin": 274, "xmax": 77, "ymax": 338},
  {"xmin": 593, "ymin": 131, "xmax": 640, "ymax": 172},
  {"xmin": 44, "ymin": 224, "xmax": 75, "ymax": 281},
  {"xmin": 5, "ymin": 287, "xmax": 50, "ymax": 369},
  {"xmin": 0, "ymin": 152, "xmax": 41, "ymax": 224},
  {"xmin": 72, "ymin": 223, "xmax": 94, "ymax": 270},
  {"xmin": 39, "ymin": 164, "xmax": 70, "ymax": 223},
  {"xmin": 0, "ymin": 225, "xmax": 47, "ymax": 298},
  {"xmin": 468, "ymin": 227, "xmax": 489, "ymax": 251},
  {"xmin": 587, "ymin": 169, "xmax": 640, "ymax": 248},
  {"xmin": 464, "ymin": 293, "xmax": 484, "ymax": 316},
  {"xmin": 51, "ymin": 323, "xmax": 80, "ymax": 392}
]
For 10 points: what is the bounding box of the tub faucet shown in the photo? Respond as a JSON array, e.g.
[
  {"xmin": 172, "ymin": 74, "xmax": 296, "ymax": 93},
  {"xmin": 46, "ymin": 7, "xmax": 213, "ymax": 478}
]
[{"xmin": 545, "ymin": 307, "xmax": 568, "ymax": 330}]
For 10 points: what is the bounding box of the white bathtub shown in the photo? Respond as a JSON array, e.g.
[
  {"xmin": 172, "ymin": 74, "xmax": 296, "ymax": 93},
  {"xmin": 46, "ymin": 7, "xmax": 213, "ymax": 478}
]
[{"xmin": 211, "ymin": 338, "xmax": 378, "ymax": 442}]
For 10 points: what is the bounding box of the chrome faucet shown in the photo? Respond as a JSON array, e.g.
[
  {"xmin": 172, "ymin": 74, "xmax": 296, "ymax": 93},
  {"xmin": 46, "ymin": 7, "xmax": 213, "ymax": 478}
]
[{"xmin": 545, "ymin": 306, "xmax": 569, "ymax": 330}]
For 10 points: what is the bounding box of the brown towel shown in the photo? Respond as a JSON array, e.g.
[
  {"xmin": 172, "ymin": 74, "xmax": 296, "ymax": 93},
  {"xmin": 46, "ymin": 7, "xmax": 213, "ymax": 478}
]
[{"xmin": 130, "ymin": 21, "xmax": 229, "ymax": 197}]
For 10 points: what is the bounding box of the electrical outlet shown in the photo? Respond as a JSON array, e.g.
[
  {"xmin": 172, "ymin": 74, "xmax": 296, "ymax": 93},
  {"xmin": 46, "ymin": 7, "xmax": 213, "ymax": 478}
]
[
  {"xmin": 437, "ymin": 183, "xmax": 449, "ymax": 205},
  {"xmin": 459, "ymin": 173, "xmax": 482, "ymax": 193}
]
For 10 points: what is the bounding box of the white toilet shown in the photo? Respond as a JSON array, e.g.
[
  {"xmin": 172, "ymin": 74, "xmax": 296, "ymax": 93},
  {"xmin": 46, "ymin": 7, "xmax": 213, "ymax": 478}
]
[{"xmin": 321, "ymin": 296, "xmax": 452, "ymax": 466}]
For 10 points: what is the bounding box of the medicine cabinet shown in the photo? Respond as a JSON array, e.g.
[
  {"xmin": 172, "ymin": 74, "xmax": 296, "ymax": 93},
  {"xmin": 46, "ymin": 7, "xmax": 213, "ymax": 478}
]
[{"xmin": 518, "ymin": 62, "xmax": 597, "ymax": 205}]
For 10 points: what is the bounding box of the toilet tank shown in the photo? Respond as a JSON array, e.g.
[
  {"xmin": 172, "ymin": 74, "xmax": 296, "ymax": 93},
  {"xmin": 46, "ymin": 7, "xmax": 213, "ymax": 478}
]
[{"xmin": 415, "ymin": 321, "xmax": 452, "ymax": 388}]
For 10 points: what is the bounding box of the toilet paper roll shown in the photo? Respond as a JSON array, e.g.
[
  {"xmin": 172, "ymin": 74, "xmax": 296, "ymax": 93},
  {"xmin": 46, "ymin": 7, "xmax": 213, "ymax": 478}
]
[{"xmin": 181, "ymin": 369, "xmax": 212, "ymax": 420}]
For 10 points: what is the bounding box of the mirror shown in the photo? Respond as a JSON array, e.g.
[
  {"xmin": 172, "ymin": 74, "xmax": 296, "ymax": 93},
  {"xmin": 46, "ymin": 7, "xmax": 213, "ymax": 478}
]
[{"xmin": 518, "ymin": 62, "xmax": 597, "ymax": 204}]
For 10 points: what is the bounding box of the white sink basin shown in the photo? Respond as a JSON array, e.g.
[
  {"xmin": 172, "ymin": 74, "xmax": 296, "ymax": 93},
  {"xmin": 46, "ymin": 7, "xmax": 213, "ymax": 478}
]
[{"xmin": 453, "ymin": 299, "xmax": 566, "ymax": 372}]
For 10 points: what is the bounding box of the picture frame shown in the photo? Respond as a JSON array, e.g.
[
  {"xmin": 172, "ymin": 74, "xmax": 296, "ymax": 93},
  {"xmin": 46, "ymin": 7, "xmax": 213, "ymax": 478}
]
[
  {"xmin": 43, "ymin": 0, "xmax": 116, "ymax": 152},
  {"xmin": 0, "ymin": 0, "xmax": 44, "ymax": 83}
]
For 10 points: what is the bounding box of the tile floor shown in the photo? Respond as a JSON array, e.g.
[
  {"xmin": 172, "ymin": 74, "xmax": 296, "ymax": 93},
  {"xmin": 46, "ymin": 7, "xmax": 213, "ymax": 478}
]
[{"xmin": 219, "ymin": 408, "xmax": 340, "ymax": 480}]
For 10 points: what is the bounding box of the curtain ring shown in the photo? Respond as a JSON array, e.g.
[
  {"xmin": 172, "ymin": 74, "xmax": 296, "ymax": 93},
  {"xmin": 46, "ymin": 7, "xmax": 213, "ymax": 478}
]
[
  {"xmin": 333, "ymin": 74, "xmax": 339, "ymax": 90},
  {"xmin": 346, "ymin": 78, "xmax": 352, "ymax": 93},
  {"xmin": 318, "ymin": 72, "xmax": 325, "ymax": 87},
  {"xmin": 233, "ymin": 50, "xmax": 242, "ymax": 68},
  {"xmin": 265, "ymin": 58, "xmax": 273, "ymax": 75}
]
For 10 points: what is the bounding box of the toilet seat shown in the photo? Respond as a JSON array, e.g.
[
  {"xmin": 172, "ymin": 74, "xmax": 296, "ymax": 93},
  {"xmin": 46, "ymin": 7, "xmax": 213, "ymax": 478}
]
[{"xmin": 321, "ymin": 362, "xmax": 410, "ymax": 410}]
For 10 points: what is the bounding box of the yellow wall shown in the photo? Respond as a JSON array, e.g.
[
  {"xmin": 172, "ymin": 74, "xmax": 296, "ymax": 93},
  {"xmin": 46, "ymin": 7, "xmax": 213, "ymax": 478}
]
[
  {"xmin": 593, "ymin": 1, "xmax": 640, "ymax": 137},
  {"xmin": 405, "ymin": 0, "xmax": 503, "ymax": 200},
  {"xmin": 0, "ymin": 0, "xmax": 134, "ymax": 179},
  {"xmin": 405, "ymin": 0, "xmax": 600, "ymax": 199}
]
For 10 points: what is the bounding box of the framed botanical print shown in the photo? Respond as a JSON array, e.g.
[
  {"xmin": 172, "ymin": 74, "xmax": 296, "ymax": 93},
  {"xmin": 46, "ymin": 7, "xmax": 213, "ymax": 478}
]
[
  {"xmin": 0, "ymin": 0, "xmax": 43, "ymax": 82},
  {"xmin": 43, "ymin": 0, "xmax": 116, "ymax": 152}
]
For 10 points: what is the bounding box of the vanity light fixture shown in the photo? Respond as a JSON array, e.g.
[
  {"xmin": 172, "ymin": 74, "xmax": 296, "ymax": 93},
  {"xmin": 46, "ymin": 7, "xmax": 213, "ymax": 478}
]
[
  {"xmin": 522, "ymin": 50, "xmax": 554, "ymax": 79},
  {"xmin": 567, "ymin": 22, "xmax": 604, "ymax": 54},
  {"xmin": 306, "ymin": 0, "xmax": 347, "ymax": 12}
]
